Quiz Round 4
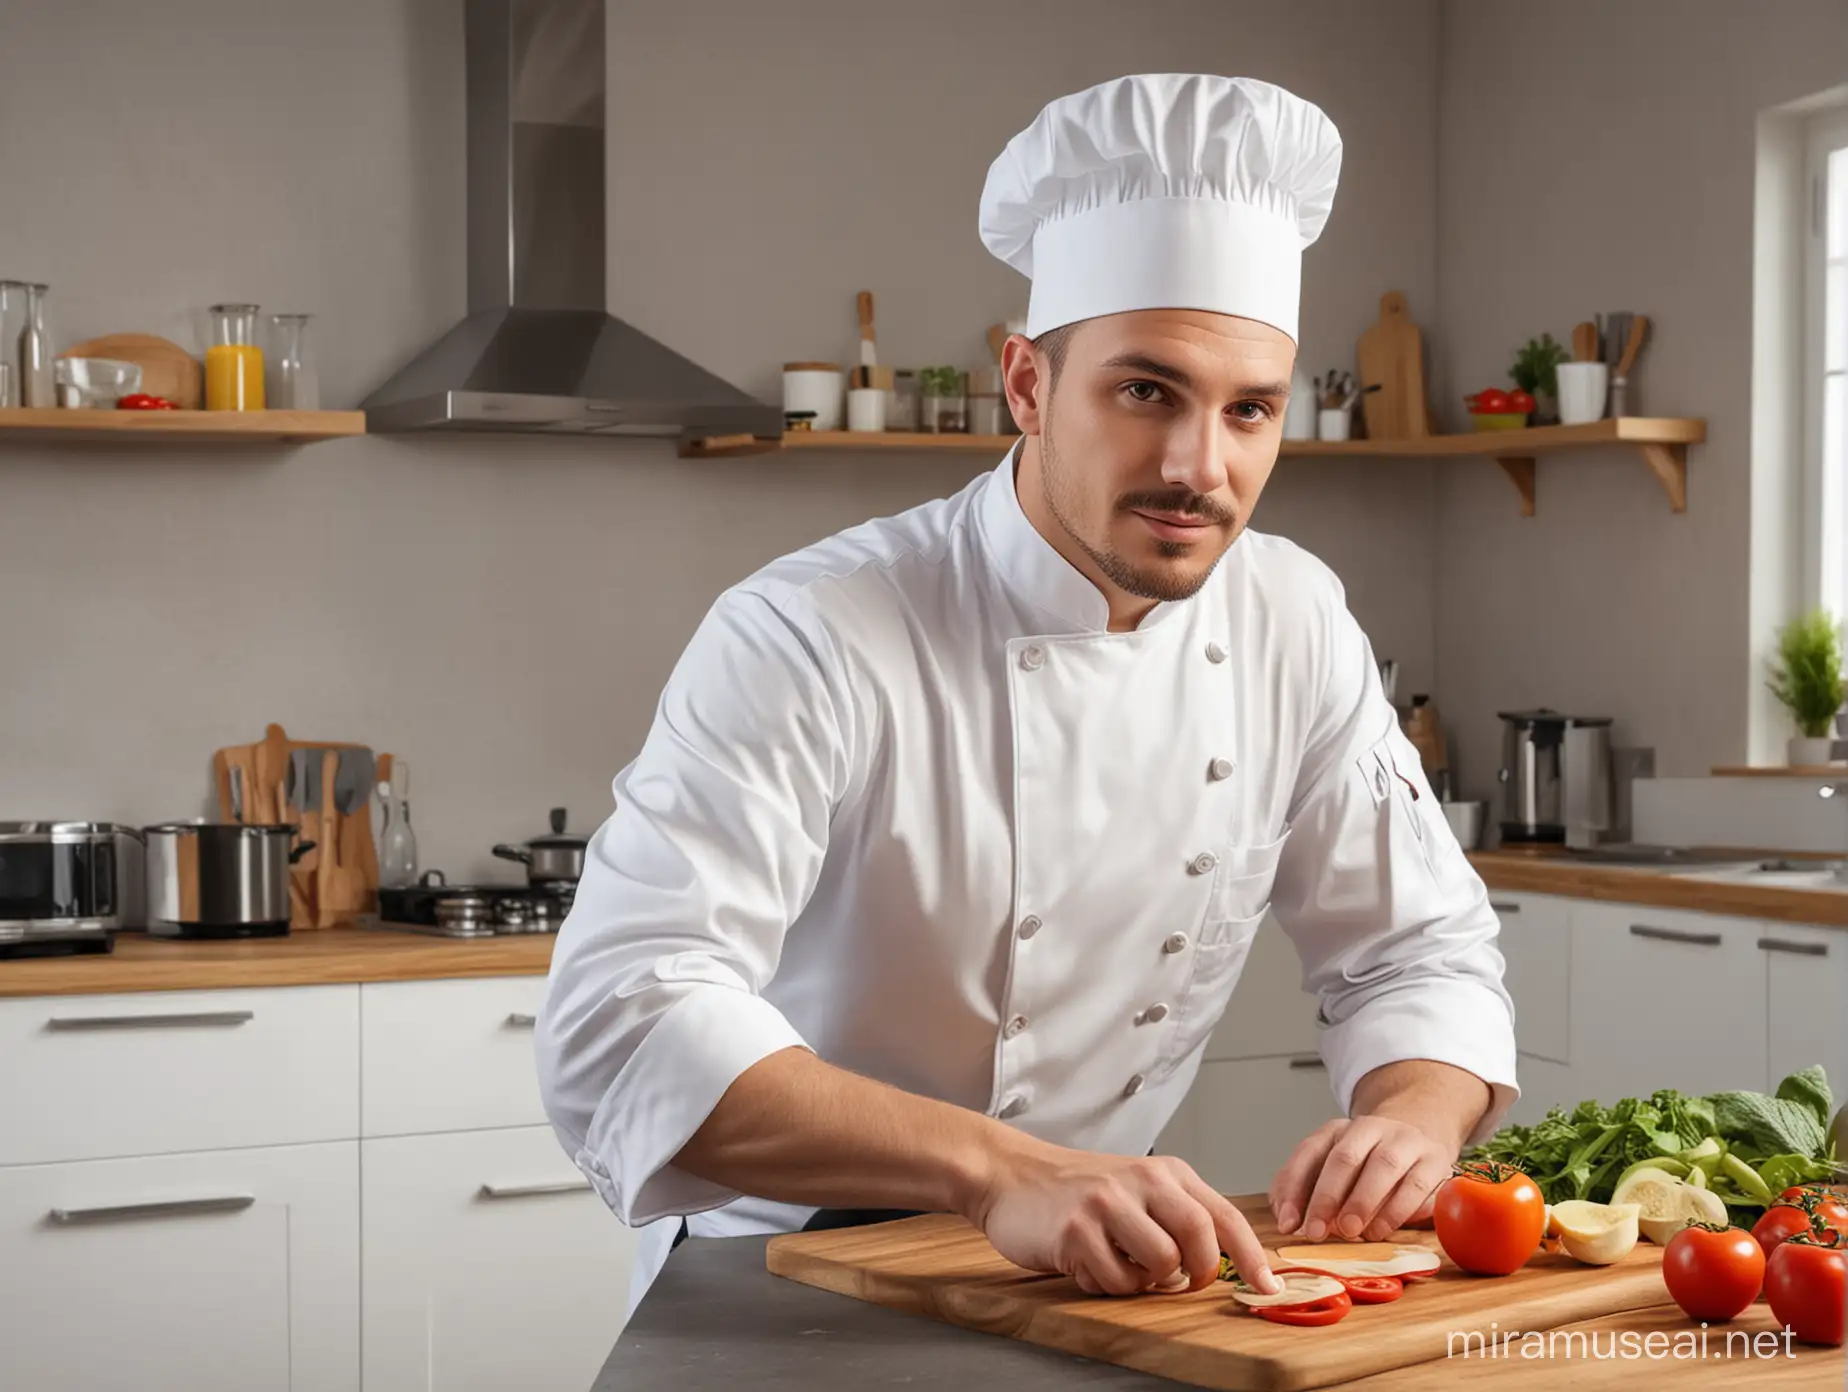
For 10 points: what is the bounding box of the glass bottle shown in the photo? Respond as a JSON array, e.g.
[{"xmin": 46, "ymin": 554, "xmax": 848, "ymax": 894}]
[
  {"xmin": 0, "ymin": 282, "xmax": 21, "ymax": 406},
  {"xmin": 379, "ymin": 759, "xmax": 418, "ymax": 888},
  {"xmin": 18, "ymin": 283, "xmax": 53, "ymax": 408},
  {"xmin": 205, "ymin": 303, "xmax": 265, "ymax": 410},
  {"xmin": 266, "ymin": 313, "xmax": 318, "ymax": 409}
]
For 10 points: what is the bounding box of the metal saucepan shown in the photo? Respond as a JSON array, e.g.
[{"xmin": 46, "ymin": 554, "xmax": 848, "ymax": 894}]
[
  {"xmin": 493, "ymin": 807, "xmax": 586, "ymax": 885},
  {"xmin": 143, "ymin": 822, "xmax": 314, "ymax": 939}
]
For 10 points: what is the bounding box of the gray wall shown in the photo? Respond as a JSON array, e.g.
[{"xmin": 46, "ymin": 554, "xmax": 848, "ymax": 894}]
[
  {"xmin": 0, "ymin": 0, "xmax": 1442, "ymax": 875},
  {"xmin": 1432, "ymin": 0, "xmax": 1848, "ymax": 796}
]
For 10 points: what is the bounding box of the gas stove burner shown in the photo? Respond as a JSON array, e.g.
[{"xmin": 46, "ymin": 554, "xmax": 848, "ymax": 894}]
[{"xmin": 374, "ymin": 871, "xmax": 574, "ymax": 938}]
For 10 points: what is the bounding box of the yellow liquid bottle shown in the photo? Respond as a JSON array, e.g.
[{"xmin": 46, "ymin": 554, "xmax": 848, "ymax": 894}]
[{"xmin": 205, "ymin": 304, "xmax": 266, "ymax": 410}]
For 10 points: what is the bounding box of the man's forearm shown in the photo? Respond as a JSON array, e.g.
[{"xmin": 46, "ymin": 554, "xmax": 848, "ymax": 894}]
[
  {"xmin": 1350, "ymin": 1059, "xmax": 1491, "ymax": 1155},
  {"xmin": 672, "ymin": 1046, "xmax": 1040, "ymax": 1218}
]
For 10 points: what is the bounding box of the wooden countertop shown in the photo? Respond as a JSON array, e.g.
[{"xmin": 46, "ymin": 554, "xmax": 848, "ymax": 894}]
[
  {"xmin": 0, "ymin": 925, "xmax": 555, "ymax": 998},
  {"xmin": 1469, "ymin": 850, "xmax": 1848, "ymax": 927}
]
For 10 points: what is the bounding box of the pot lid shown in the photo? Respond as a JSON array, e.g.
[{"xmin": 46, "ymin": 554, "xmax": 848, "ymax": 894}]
[
  {"xmin": 1496, "ymin": 709, "xmax": 1613, "ymax": 727},
  {"xmin": 0, "ymin": 821, "xmax": 144, "ymax": 838},
  {"xmin": 524, "ymin": 807, "xmax": 588, "ymax": 848}
]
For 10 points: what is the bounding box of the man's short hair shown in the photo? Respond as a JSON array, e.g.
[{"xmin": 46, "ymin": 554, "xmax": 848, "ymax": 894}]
[{"xmin": 1031, "ymin": 322, "xmax": 1077, "ymax": 388}]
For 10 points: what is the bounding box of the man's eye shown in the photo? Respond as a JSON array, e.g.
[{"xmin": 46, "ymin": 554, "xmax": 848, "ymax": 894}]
[
  {"xmin": 1232, "ymin": 401, "xmax": 1274, "ymax": 423},
  {"xmin": 1124, "ymin": 381, "xmax": 1166, "ymax": 404}
]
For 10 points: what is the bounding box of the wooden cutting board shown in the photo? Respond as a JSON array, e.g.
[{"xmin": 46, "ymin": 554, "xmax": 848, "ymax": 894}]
[
  {"xmin": 766, "ymin": 1197, "xmax": 1672, "ymax": 1392},
  {"xmin": 1354, "ymin": 292, "xmax": 1430, "ymax": 441},
  {"xmin": 59, "ymin": 332, "xmax": 204, "ymax": 408}
]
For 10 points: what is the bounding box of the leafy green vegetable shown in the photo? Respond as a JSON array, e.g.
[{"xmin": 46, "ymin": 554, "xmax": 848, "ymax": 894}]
[{"xmin": 1467, "ymin": 1068, "xmax": 1837, "ymax": 1216}]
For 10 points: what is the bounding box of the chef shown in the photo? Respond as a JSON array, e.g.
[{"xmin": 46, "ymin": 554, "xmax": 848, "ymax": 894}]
[{"xmin": 537, "ymin": 72, "xmax": 1518, "ymax": 1319}]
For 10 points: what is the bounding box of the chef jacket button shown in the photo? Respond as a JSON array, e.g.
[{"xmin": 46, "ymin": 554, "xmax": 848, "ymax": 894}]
[
  {"xmin": 1163, "ymin": 931, "xmax": 1190, "ymax": 954},
  {"xmin": 1123, "ymin": 1074, "xmax": 1145, "ymax": 1098},
  {"xmin": 998, "ymin": 1095, "xmax": 1029, "ymax": 1119},
  {"xmin": 1020, "ymin": 644, "xmax": 1045, "ymax": 671},
  {"xmin": 1189, "ymin": 851, "xmax": 1218, "ymax": 876},
  {"xmin": 1209, "ymin": 757, "xmax": 1234, "ymax": 781},
  {"xmin": 1139, "ymin": 1002, "xmax": 1170, "ymax": 1024},
  {"xmin": 1016, "ymin": 914, "xmax": 1042, "ymax": 940},
  {"xmin": 1205, "ymin": 641, "xmax": 1228, "ymax": 664},
  {"xmin": 1004, "ymin": 1014, "xmax": 1029, "ymax": 1039}
]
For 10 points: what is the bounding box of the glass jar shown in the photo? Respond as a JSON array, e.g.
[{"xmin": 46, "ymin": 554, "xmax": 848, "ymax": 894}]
[
  {"xmin": 206, "ymin": 303, "xmax": 266, "ymax": 410},
  {"xmin": 967, "ymin": 366, "xmax": 1010, "ymax": 437},
  {"xmin": 0, "ymin": 283, "xmax": 19, "ymax": 406},
  {"xmin": 17, "ymin": 283, "xmax": 53, "ymax": 408},
  {"xmin": 266, "ymin": 313, "xmax": 318, "ymax": 409},
  {"xmin": 920, "ymin": 369, "xmax": 967, "ymax": 434},
  {"xmin": 887, "ymin": 370, "xmax": 920, "ymax": 432}
]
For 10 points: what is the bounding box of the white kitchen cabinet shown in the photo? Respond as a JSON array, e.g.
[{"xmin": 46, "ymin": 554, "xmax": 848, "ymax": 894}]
[
  {"xmin": 1505, "ymin": 1056, "xmax": 1577, "ymax": 1127},
  {"xmin": 1760, "ymin": 921, "xmax": 1848, "ymax": 1092},
  {"xmin": 1184, "ymin": 1056, "xmax": 1343, "ymax": 1198},
  {"xmin": 361, "ymin": 1126, "xmax": 636, "ymax": 1392},
  {"xmin": 360, "ymin": 977, "xmax": 551, "ymax": 1136},
  {"xmin": 0, "ymin": 1140, "xmax": 358, "ymax": 1392},
  {"xmin": 1569, "ymin": 902, "xmax": 1768, "ymax": 1102},
  {"xmin": 1487, "ymin": 892, "xmax": 1573, "ymax": 1066}
]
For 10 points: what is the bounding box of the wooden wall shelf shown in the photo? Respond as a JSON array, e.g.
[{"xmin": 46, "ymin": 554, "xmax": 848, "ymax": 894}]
[
  {"xmin": 0, "ymin": 408, "xmax": 366, "ymax": 445},
  {"xmin": 683, "ymin": 419, "xmax": 1704, "ymax": 516}
]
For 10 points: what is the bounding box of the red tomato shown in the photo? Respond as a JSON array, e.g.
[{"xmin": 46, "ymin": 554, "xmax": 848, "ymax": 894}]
[
  {"xmin": 1755, "ymin": 1201, "xmax": 1821, "ymax": 1261},
  {"xmin": 1274, "ymin": 1268, "xmax": 1406, "ymax": 1303},
  {"xmin": 1765, "ymin": 1232, "xmax": 1845, "ymax": 1346},
  {"xmin": 1258, "ymin": 1291, "xmax": 1352, "ymax": 1327},
  {"xmin": 1433, "ymin": 1162, "xmax": 1547, "ymax": 1277},
  {"xmin": 1466, "ymin": 389, "xmax": 1513, "ymax": 414},
  {"xmin": 1507, "ymin": 390, "xmax": 1537, "ymax": 414},
  {"xmin": 1663, "ymin": 1222, "xmax": 1766, "ymax": 1322}
]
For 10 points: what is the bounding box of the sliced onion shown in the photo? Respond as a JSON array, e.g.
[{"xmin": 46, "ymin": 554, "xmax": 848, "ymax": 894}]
[
  {"xmin": 1229, "ymin": 1272, "xmax": 1347, "ymax": 1308},
  {"xmin": 1272, "ymin": 1244, "xmax": 1441, "ymax": 1279}
]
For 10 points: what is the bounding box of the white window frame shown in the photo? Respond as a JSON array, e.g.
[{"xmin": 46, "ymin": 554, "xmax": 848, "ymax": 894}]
[{"xmin": 1804, "ymin": 109, "xmax": 1848, "ymax": 619}]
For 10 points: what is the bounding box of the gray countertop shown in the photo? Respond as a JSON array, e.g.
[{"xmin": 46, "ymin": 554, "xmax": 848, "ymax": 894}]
[{"xmin": 592, "ymin": 1233, "xmax": 1188, "ymax": 1390}]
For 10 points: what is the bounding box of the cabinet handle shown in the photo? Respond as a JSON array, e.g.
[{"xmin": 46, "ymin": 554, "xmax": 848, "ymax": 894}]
[
  {"xmin": 1758, "ymin": 937, "xmax": 1829, "ymax": 957},
  {"xmin": 478, "ymin": 1179, "xmax": 592, "ymax": 1200},
  {"xmin": 46, "ymin": 1010, "xmax": 255, "ymax": 1032},
  {"xmin": 49, "ymin": 1194, "xmax": 256, "ymax": 1224},
  {"xmin": 1288, "ymin": 1055, "xmax": 1326, "ymax": 1070},
  {"xmin": 1628, "ymin": 924, "xmax": 1722, "ymax": 947},
  {"xmin": 504, "ymin": 1012, "xmax": 537, "ymax": 1028},
  {"xmin": 1489, "ymin": 901, "xmax": 1522, "ymax": 914}
]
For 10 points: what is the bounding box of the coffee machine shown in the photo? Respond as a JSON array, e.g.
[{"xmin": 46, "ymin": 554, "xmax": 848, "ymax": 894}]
[{"xmin": 1496, "ymin": 709, "xmax": 1615, "ymax": 847}]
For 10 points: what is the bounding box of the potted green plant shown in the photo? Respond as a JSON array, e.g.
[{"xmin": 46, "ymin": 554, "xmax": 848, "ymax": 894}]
[
  {"xmin": 1510, "ymin": 333, "xmax": 1571, "ymax": 424},
  {"xmin": 1766, "ymin": 607, "xmax": 1846, "ymax": 765},
  {"xmin": 919, "ymin": 366, "xmax": 967, "ymax": 433}
]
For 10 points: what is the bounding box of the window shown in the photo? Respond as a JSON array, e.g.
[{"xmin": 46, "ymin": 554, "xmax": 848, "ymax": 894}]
[{"xmin": 1812, "ymin": 112, "xmax": 1848, "ymax": 618}]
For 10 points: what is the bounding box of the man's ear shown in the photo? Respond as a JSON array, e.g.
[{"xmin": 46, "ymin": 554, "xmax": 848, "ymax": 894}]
[{"xmin": 1001, "ymin": 334, "xmax": 1047, "ymax": 435}]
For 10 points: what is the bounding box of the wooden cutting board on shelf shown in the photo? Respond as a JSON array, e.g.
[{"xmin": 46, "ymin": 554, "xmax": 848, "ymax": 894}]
[
  {"xmin": 766, "ymin": 1197, "xmax": 1670, "ymax": 1392},
  {"xmin": 59, "ymin": 332, "xmax": 204, "ymax": 409},
  {"xmin": 1355, "ymin": 292, "xmax": 1431, "ymax": 441}
]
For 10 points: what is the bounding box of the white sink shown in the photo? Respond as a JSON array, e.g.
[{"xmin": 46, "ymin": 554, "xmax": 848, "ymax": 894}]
[{"xmin": 1667, "ymin": 863, "xmax": 1848, "ymax": 891}]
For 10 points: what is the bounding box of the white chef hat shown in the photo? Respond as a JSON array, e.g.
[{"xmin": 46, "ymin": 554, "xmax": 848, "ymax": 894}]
[{"xmin": 979, "ymin": 74, "xmax": 1342, "ymax": 344}]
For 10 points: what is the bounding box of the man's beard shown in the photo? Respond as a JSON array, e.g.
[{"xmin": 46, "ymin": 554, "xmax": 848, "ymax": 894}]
[{"xmin": 1038, "ymin": 414, "xmax": 1234, "ymax": 604}]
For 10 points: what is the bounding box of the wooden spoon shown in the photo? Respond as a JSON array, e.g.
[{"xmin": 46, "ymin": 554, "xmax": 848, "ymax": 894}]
[
  {"xmin": 1572, "ymin": 322, "xmax": 1599, "ymax": 363},
  {"xmin": 986, "ymin": 323, "xmax": 1008, "ymax": 364},
  {"xmin": 1615, "ymin": 315, "xmax": 1650, "ymax": 378}
]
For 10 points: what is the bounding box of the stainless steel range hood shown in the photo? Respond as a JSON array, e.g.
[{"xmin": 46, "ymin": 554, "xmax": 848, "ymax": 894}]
[{"xmin": 363, "ymin": 0, "xmax": 782, "ymax": 445}]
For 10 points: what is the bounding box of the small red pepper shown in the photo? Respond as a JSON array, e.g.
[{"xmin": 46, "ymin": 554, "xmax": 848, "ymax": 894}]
[{"xmin": 118, "ymin": 393, "xmax": 178, "ymax": 410}]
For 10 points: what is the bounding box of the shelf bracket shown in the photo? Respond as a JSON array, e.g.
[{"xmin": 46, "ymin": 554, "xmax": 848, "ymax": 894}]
[
  {"xmin": 1496, "ymin": 457, "xmax": 1537, "ymax": 517},
  {"xmin": 1637, "ymin": 443, "xmax": 1687, "ymax": 513}
]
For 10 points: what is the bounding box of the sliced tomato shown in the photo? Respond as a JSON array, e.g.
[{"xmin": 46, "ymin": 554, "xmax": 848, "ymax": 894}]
[
  {"xmin": 1258, "ymin": 1291, "xmax": 1352, "ymax": 1327},
  {"xmin": 1340, "ymin": 1276, "xmax": 1404, "ymax": 1304}
]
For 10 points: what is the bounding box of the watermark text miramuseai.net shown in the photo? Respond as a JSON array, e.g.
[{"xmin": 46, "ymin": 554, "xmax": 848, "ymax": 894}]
[{"xmin": 1448, "ymin": 1323, "xmax": 1800, "ymax": 1361}]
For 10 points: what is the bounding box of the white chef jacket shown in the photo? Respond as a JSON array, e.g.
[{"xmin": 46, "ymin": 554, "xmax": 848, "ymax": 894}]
[{"xmin": 537, "ymin": 446, "xmax": 1519, "ymax": 1317}]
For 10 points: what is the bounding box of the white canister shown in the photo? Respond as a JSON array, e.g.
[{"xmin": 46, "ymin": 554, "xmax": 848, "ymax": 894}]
[
  {"xmin": 846, "ymin": 387, "xmax": 886, "ymax": 432},
  {"xmin": 1555, "ymin": 362, "xmax": 1609, "ymax": 426},
  {"xmin": 1317, "ymin": 407, "xmax": 1351, "ymax": 442},
  {"xmin": 1283, "ymin": 364, "xmax": 1316, "ymax": 440},
  {"xmin": 783, "ymin": 362, "xmax": 844, "ymax": 432}
]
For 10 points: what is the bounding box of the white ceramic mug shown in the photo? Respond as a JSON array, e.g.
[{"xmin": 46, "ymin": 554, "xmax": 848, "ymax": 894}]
[
  {"xmin": 1555, "ymin": 362, "xmax": 1609, "ymax": 425},
  {"xmin": 846, "ymin": 387, "xmax": 886, "ymax": 432},
  {"xmin": 783, "ymin": 363, "xmax": 844, "ymax": 432},
  {"xmin": 1317, "ymin": 407, "xmax": 1351, "ymax": 442}
]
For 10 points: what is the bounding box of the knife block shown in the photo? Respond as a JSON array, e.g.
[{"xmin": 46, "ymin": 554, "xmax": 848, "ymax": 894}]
[{"xmin": 212, "ymin": 723, "xmax": 394, "ymax": 930}]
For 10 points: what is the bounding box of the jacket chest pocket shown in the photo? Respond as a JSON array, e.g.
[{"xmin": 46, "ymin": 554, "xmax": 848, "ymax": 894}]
[{"xmin": 1203, "ymin": 830, "xmax": 1290, "ymax": 939}]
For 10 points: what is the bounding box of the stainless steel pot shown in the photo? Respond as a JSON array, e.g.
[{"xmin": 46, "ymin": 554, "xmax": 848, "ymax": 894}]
[
  {"xmin": 1496, "ymin": 710, "xmax": 1613, "ymax": 845},
  {"xmin": 143, "ymin": 822, "xmax": 314, "ymax": 939},
  {"xmin": 493, "ymin": 808, "xmax": 586, "ymax": 885}
]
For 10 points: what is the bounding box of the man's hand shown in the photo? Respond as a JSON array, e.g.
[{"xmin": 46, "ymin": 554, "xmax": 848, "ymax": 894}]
[
  {"xmin": 969, "ymin": 1140, "xmax": 1281, "ymax": 1297},
  {"xmin": 1267, "ymin": 1059, "xmax": 1491, "ymax": 1243}
]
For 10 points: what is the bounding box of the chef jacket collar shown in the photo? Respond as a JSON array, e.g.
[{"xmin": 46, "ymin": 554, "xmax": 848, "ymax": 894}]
[{"xmin": 977, "ymin": 440, "xmax": 1191, "ymax": 635}]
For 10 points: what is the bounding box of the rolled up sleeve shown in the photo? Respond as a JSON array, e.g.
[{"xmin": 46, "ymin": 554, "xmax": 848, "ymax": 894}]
[
  {"xmin": 535, "ymin": 584, "xmax": 852, "ymax": 1226},
  {"xmin": 1268, "ymin": 591, "xmax": 1519, "ymax": 1150}
]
